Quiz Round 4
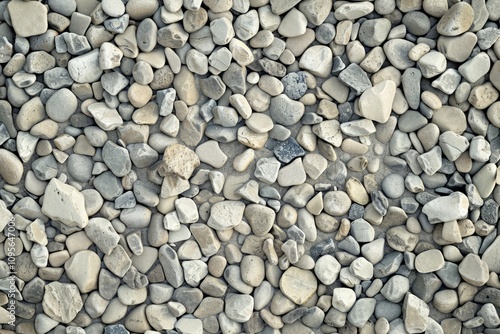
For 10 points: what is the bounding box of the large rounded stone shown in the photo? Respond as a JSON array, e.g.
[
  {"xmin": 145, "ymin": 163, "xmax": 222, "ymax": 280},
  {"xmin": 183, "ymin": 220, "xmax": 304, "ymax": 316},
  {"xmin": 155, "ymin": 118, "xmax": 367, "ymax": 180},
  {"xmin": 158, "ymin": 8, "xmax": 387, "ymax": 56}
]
[
  {"xmin": 0, "ymin": 149, "xmax": 23, "ymax": 184},
  {"xmin": 42, "ymin": 282, "xmax": 83, "ymax": 324},
  {"xmin": 279, "ymin": 267, "xmax": 318, "ymax": 305},
  {"xmin": 64, "ymin": 250, "xmax": 101, "ymax": 293}
]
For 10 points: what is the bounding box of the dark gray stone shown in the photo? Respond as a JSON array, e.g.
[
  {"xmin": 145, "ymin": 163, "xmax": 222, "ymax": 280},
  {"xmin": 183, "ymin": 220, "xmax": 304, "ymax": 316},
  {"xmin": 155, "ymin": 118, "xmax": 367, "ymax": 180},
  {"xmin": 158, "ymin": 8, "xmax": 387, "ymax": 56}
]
[
  {"xmin": 200, "ymin": 75, "xmax": 226, "ymax": 100},
  {"xmin": 104, "ymin": 324, "xmax": 130, "ymax": 334},
  {"xmin": 338, "ymin": 102, "xmax": 353, "ymax": 123},
  {"xmin": 94, "ymin": 171, "xmax": 124, "ymax": 201},
  {"xmin": 310, "ymin": 238, "xmax": 335, "ymax": 260},
  {"xmin": 481, "ymin": 199, "xmax": 499, "ymax": 225},
  {"xmin": 281, "ymin": 72, "xmax": 307, "ymax": 100},
  {"xmin": 338, "ymin": 63, "xmax": 372, "ymax": 95},
  {"xmin": 411, "ymin": 273, "xmax": 442, "ymax": 303},
  {"xmin": 32, "ymin": 155, "xmax": 58, "ymax": 181},
  {"xmin": 127, "ymin": 143, "xmax": 159, "ymax": 169},
  {"xmin": 446, "ymin": 172, "xmax": 467, "ymax": 189},
  {"xmin": 348, "ymin": 203, "xmax": 364, "ymax": 220},
  {"xmin": 337, "ymin": 236, "xmax": 360, "ymax": 255},
  {"xmin": 123, "ymin": 266, "xmax": 149, "ymax": 289},
  {"xmin": 22, "ymin": 277, "xmax": 45, "ymax": 303},
  {"xmin": 102, "ymin": 141, "xmax": 132, "ymax": 177},
  {"xmin": 453, "ymin": 301, "xmax": 479, "ymax": 321},
  {"xmin": 401, "ymin": 197, "xmax": 419, "ymax": 213},
  {"xmin": 258, "ymin": 58, "xmax": 286, "ymax": 77},
  {"xmin": 173, "ymin": 287, "xmax": 203, "ymax": 313},
  {"xmin": 273, "ymin": 137, "xmax": 305, "ymax": 163},
  {"xmin": 374, "ymin": 252, "xmax": 403, "ymax": 279},
  {"xmin": 436, "ymin": 262, "xmax": 461, "ymax": 288},
  {"xmin": 99, "ymin": 268, "xmax": 120, "ymax": 300},
  {"xmin": 474, "ymin": 288, "xmax": 500, "ymax": 307},
  {"xmin": 402, "ymin": 68, "xmax": 421, "ymax": 110},
  {"xmin": 374, "ymin": 300, "xmax": 402, "ymax": 322},
  {"xmin": 371, "ymin": 190, "xmax": 389, "ymax": 216},
  {"xmin": 332, "ymin": 56, "xmax": 346, "ymax": 74},
  {"xmin": 0, "ymin": 123, "xmax": 10, "ymax": 146},
  {"xmin": 282, "ymin": 307, "xmax": 309, "ymax": 324},
  {"xmin": 316, "ymin": 23, "xmax": 336, "ymax": 44},
  {"xmin": 287, "ymin": 225, "xmax": 306, "ymax": 244},
  {"xmin": 301, "ymin": 112, "xmax": 323, "ymax": 124},
  {"xmin": 43, "ymin": 67, "xmax": 73, "ymax": 89}
]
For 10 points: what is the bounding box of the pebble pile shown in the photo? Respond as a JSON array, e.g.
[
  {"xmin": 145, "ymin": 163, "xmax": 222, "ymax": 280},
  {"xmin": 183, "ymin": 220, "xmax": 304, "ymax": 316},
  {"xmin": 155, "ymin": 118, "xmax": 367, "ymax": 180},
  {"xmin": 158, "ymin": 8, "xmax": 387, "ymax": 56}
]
[{"xmin": 0, "ymin": 0, "xmax": 500, "ymax": 333}]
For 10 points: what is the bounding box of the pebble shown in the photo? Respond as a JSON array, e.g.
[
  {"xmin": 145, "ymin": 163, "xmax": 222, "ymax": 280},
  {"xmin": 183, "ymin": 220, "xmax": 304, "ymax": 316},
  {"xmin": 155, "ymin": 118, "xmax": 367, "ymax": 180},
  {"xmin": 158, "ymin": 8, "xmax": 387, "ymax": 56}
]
[
  {"xmin": 279, "ymin": 267, "xmax": 317, "ymax": 305},
  {"xmin": 381, "ymin": 174, "xmax": 405, "ymax": 199},
  {"xmin": 0, "ymin": 149, "xmax": 23, "ymax": 184},
  {"xmin": 358, "ymin": 80, "xmax": 397, "ymax": 123},
  {"xmin": 41, "ymin": 178, "xmax": 88, "ymax": 228},
  {"xmin": 415, "ymin": 249, "xmax": 445, "ymax": 273},
  {"xmin": 299, "ymin": 45, "xmax": 333, "ymax": 78},
  {"xmin": 207, "ymin": 201, "xmax": 245, "ymax": 230},
  {"xmin": 42, "ymin": 282, "xmax": 83, "ymax": 323},
  {"xmin": 422, "ymin": 192, "xmax": 469, "ymax": 224},
  {"xmin": 437, "ymin": 2, "xmax": 475, "ymax": 36},
  {"xmin": 7, "ymin": 1, "xmax": 48, "ymax": 38}
]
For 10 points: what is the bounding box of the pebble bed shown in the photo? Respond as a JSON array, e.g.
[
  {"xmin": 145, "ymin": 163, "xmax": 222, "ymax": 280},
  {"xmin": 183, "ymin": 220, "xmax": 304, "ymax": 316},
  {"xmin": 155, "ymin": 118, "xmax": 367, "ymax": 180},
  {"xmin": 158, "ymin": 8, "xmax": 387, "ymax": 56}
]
[{"xmin": 0, "ymin": 0, "xmax": 500, "ymax": 333}]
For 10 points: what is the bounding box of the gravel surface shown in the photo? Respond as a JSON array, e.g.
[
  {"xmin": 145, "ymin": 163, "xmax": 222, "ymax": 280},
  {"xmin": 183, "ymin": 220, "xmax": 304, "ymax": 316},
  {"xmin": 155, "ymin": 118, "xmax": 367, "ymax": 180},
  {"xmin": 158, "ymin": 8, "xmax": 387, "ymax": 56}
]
[{"xmin": 0, "ymin": 0, "xmax": 500, "ymax": 334}]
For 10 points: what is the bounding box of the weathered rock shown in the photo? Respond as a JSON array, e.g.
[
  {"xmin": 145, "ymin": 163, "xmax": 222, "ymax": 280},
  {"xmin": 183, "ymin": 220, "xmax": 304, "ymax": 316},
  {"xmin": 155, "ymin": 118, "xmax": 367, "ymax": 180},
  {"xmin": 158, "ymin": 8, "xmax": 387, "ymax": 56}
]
[
  {"xmin": 42, "ymin": 282, "xmax": 83, "ymax": 324},
  {"xmin": 41, "ymin": 178, "xmax": 88, "ymax": 228}
]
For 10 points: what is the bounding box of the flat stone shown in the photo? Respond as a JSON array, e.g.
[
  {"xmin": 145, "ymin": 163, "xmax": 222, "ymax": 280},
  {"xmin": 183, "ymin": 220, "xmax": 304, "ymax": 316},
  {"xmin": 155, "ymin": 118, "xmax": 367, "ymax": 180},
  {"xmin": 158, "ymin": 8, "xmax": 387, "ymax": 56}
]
[
  {"xmin": 87, "ymin": 103, "xmax": 123, "ymax": 131},
  {"xmin": 422, "ymin": 192, "xmax": 469, "ymax": 224},
  {"xmin": 415, "ymin": 249, "xmax": 445, "ymax": 273},
  {"xmin": 383, "ymin": 39, "xmax": 416, "ymax": 70},
  {"xmin": 7, "ymin": 1, "xmax": 48, "ymax": 38},
  {"xmin": 315, "ymin": 255, "xmax": 341, "ymax": 285},
  {"xmin": 269, "ymin": 94, "xmax": 305, "ymax": 126},
  {"xmin": 277, "ymin": 158, "xmax": 307, "ymax": 187},
  {"xmin": 103, "ymin": 245, "xmax": 132, "ymax": 278},
  {"xmin": 102, "ymin": 141, "xmax": 132, "ymax": 177},
  {"xmin": 196, "ymin": 140, "xmax": 227, "ymax": 168},
  {"xmin": 358, "ymin": 80, "xmax": 397, "ymax": 123},
  {"xmin": 459, "ymin": 253, "xmax": 489, "ymax": 286},
  {"xmin": 65, "ymin": 250, "xmax": 101, "ymax": 293},
  {"xmin": 458, "ymin": 52, "xmax": 491, "ymax": 83},
  {"xmin": 381, "ymin": 275, "xmax": 410, "ymax": 303},
  {"xmin": 245, "ymin": 204, "xmax": 275, "ymax": 237},
  {"xmin": 438, "ymin": 33, "xmax": 477, "ymax": 63},
  {"xmin": 207, "ymin": 201, "xmax": 245, "ymax": 230},
  {"xmin": 439, "ymin": 131, "xmax": 470, "ymax": 161},
  {"xmin": 225, "ymin": 294, "xmax": 254, "ymax": 323},
  {"xmin": 417, "ymin": 146, "xmax": 443, "ymax": 175},
  {"xmin": 0, "ymin": 149, "xmax": 23, "ymax": 185},
  {"xmin": 403, "ymin": 293, "xmax": 429, "ymax": 333},
  {"xmin": 41, "ymin": 178, "xmax": 88, "ymax": 228},
  {"xmin": 338, "ymin": 63, "xmax": 372, "ymax": 95},
  {"xmin": 312, "ymin": 120, "xmax": 342, "ymax": 147},
  {"xmin": 42, "ymin": 282, "xmax": 83, "ymax": 324},
  {"xmin": 437, "ymin": 2, "xmax": 475, "ymax": 36},
  {"xmin": 68, "ymin": 49, "xmax": 103, "ymax": 83},
  {"xmin": 482, "ymin": 235, "xmax": 500, "ymax": 273},
  {"xmin": 279, "ymin": 267, "xmax": 318, "ymax": 305},
  {"xmin": 324, "ymin": 191, "xmax": 352, "ymax": 216},
  {"xmin": 299, "ymin": 45, "xmax": 333, "ymax": 78},
  {"xmin": 278, "ymin": 8, "xmax": 307, "ymax": 37},
  {"xmin": 417, "ymin": 51, "xmax": 447, "ymax": 78},
  {"xmin": 347, "ymin": 298, "xmax": 376, "ymax": 328}
]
